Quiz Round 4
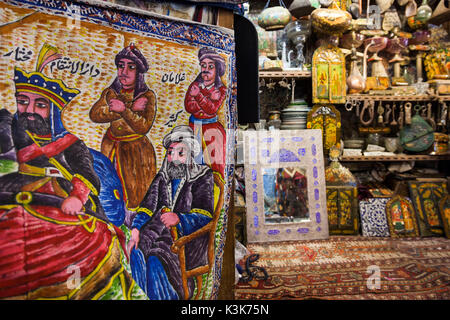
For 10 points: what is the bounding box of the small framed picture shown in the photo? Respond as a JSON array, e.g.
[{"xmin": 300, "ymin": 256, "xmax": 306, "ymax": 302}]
[
  {"xmin": 439, "ymin": 194, "xmax": 450, "ymax": 238},
  {"xmin": 385, "ymin": 195, "xmax": 419, "ymax": 238}
]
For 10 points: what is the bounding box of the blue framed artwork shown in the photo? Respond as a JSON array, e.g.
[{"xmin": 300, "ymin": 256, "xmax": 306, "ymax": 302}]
[{"xmin": 359, "ymin": 198, "xmax": 390, "ymax": 237}]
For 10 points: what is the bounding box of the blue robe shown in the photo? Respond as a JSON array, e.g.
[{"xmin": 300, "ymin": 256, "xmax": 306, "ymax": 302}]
[{"xmin": 130, "ymin": 164, "xmax": 214, "ymax": 300}]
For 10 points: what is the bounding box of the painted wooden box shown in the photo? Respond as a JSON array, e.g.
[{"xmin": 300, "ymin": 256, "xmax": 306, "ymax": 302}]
[
  {"xmin": 440, "ymin": 194, "xmax": 450, "ymax": 238},
  {"xmin": 326, "ymin": 186, "xmax": 359, "ymax": 235},
  {"xmin": 324, "ymin": 147, "xmax": 359, "ymax": 235},
  {"xmin": 0, "ymin": 0, "xmax": 237, "ymax": 300}
]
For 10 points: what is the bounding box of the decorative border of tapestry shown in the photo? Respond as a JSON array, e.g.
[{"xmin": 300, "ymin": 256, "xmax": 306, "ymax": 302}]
[
  {"xmin": 385, "ymin": 195, "xmax": 419, "ymax": 238},
  {"xmin": 408, "ymin": 181, "xmax": 447, "ymax": 237},
  {"xmin": 0, "ymin": 0, "xmax": 236, "ymax": 300},
  {"xmin": 359, "ymin": 197, "xmax": 390, "ymax": 237},
  {"xmin": 243, "ymin": 129, "xmax": 329, "ymax": 243}
]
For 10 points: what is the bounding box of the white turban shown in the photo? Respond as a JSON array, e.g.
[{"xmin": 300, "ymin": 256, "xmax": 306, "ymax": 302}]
[{"xmin": 162, "ymin": 125, "xmax": 201, "ymax": 157}]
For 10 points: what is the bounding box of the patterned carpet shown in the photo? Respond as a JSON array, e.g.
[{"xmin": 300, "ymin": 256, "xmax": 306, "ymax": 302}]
[{"xmin": 235, "ymin": 236, "xmax": 450, "ymax": 300}]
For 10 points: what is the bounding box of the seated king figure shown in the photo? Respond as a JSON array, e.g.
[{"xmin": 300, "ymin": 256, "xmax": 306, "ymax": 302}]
[{"xmin": 0, "ymin": 44, "xmax": 132, "ymax": 300}]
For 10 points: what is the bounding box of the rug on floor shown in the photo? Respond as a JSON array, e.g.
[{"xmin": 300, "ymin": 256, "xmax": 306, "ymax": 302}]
[{"xmin": 235, "ymin": 236, "xmax": 450, "ymax": 300}]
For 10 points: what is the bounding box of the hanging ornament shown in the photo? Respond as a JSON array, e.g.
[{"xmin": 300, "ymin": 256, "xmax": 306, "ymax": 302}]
[{"xmin": 258, "ymin": 0, "xmax": 292, "ymax": 31}]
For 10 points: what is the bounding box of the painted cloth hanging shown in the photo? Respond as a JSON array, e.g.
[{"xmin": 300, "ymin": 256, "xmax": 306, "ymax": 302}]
[{"xmin": 0, "ymin": 0, "xmax": 236, "ymax": 300}]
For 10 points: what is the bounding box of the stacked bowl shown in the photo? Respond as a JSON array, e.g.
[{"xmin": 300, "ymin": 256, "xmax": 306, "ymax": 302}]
[{"xmin": 280, "ymin": 98, "xmax": 311, "ymax": 130}]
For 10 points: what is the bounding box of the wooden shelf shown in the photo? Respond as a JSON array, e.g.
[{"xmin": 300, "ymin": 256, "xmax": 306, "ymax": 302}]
[
  {"xmin": 259, "ymin": 70, "xmax": 311, "ymax": 78},
  {"xmin": 346, "ymin": 94, "xmax": 450, "ymax": 102},
  {"xmin": 340, "ymin": 153, "xmax": 450, "ymax": 162}
]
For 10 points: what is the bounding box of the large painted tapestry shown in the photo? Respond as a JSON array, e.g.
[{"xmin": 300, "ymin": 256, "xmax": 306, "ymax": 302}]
[{"xmin": 0, "ymin": 0, "xmax": 236, "ymax": 300}]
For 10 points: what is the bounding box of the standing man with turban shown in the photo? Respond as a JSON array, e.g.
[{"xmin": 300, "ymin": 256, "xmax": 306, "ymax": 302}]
[
  {"xmin": 90, "ymin": 43, "xmax": 157, "ymax": 214},
  {"xmin": 184, "ymin": 47, "xmax": 227, "ymax": 179}
]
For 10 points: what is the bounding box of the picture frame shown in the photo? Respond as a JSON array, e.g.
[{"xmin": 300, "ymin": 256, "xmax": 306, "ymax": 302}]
[
  {"xmin": 326, "ymin": 186, "xmax": 359, "ymax": 235},
  {"xmin": 439, "ymin": 194, "xmax": 450, "ymax": 239},
  {"xmin": 243, "ymin": 129, "xmax": 329, "ymax": 243},
  {"xmin": 312, "ymin": 44, "xmax": 346, "ymax": 105},
  {"xmin": 385, "ymin": 195, "xmax": 420, "ymax": 238},
  {"xmin": 408, "ymin": 181, "xmax": 447, "ymax": 237}
]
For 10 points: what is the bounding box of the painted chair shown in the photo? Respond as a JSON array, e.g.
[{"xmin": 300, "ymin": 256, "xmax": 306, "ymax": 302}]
[{"xmin": 171, "ymin": 172, "xmax": 225, "ymax": 299}]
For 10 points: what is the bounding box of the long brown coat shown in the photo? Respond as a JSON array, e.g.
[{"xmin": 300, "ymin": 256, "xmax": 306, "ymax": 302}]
[{"xmin": 90, "ymin": 87, "xmax": 157, "ymax": 210}]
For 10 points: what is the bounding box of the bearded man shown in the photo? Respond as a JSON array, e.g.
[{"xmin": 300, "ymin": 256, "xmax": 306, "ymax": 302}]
[
  {"xmin": 0, "ymin": 44, "xmax": 130, "ymax": 300},
  {"xmin": 127, "ymin": 125, "xmax": 214, "ymax": 300}
]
